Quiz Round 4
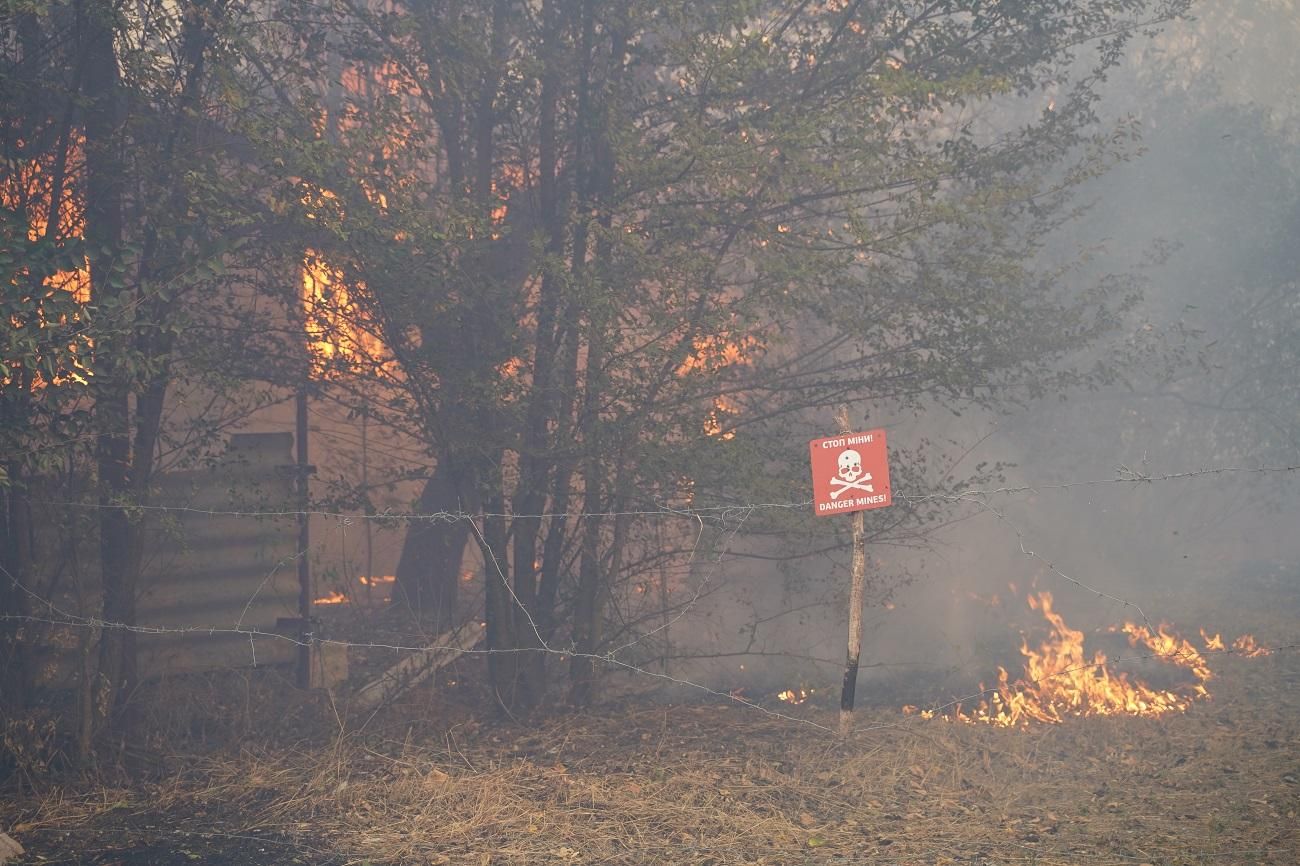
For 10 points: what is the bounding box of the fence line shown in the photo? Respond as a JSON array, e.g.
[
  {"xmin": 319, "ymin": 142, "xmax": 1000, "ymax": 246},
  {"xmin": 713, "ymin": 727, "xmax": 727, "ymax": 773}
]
[
  {"xmin": 3, "ymin": 586, "xmax": 1296, "ymax": 739},
  {"xmin": 5, "ymin": 460, "xmax": 1297, "ymax": 738},
  {"xmin": 25, "ymin": 463, "xmax": 1300, "ymax": 524}
]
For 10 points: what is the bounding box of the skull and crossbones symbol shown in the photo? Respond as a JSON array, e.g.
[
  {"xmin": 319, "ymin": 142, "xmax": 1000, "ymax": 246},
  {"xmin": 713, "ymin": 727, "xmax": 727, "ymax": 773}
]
[{"xmin": 830, "ymin": 448, "xmax": 874, "ymax": 499}]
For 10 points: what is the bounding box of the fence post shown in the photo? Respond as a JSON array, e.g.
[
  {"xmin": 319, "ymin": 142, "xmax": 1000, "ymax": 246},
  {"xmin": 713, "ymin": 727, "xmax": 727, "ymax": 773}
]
[{"xmin": 835, "ymin": 406, "xmax": 867, "ymax": 736}]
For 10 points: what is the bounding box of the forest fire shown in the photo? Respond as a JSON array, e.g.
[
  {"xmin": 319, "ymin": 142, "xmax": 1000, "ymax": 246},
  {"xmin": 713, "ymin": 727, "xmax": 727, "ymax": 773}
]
[{"xmin": 904, "ymin": 592, "xmax": 1271, "ymax": 727}]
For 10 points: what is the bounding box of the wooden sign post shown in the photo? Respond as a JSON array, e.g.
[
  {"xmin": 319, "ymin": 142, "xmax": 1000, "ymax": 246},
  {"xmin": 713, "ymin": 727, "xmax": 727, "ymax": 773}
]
[{"xmin": 809, "ymin": 408, "xmax": 892, "ymax": 735}]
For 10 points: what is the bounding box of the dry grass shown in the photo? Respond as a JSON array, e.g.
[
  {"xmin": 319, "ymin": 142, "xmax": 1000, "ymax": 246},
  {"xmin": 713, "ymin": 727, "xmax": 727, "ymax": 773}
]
[{"xmin": 7, "ymin": 651, "xmax": 1297, "ymax": 865}]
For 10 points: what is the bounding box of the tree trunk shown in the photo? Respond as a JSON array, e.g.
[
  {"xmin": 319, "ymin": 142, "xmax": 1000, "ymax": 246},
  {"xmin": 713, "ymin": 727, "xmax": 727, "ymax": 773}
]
[
  {"xmin": 507, "ymin": 0, "xmax": 566, "ymax": 708},
  {"xmin": 479, "ymin": 464, "xmax": 539, "ymax": 713},
  {"xmin": 567, "ymin": 2, "xmax": 626, "ymax": 705},
  {"xmin": 80, "ymin": 0, "xmax": 133, "ymax": 744},
  {"xmin": 568, "ymin": 503, "xmax": 603, "ymax": 705},
  {"xmin": 391, "ymin": 461, "xmax": 468, "ymax": 627},
  {"xmin": 1, "ymin": 465, "xmax": 34, "ymax": 711}
]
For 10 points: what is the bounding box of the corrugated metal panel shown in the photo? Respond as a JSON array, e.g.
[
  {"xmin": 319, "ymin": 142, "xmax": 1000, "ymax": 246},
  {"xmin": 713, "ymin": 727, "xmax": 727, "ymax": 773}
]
[
  {"xmin": 33, "ymin": 433, "xmax": 303, "ymax": 685},
  {"xmin": 134, "ymin": 433, "xmax": 301, "ymax": 677}
]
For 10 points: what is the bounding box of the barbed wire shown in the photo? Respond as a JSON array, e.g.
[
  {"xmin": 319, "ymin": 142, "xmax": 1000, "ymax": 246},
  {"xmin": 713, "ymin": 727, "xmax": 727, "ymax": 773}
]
[
  {"xmin": 25, "ymin": 463, "xmax": 1300, "ymax": 524},
  {"xmin": 4, "ymin": 460, "xmax": 1298, "ymax": 741},
  {"xmin": 21, "ymin": 461, "xmax": 1288, "ymax": 652},
  {"xmin": 2, "ymin": 596, "xmax": 1295, "ymax": 738},
  {"xmin": 944, "ymin": 492, "xmax": 1156, "ymax": 627}
]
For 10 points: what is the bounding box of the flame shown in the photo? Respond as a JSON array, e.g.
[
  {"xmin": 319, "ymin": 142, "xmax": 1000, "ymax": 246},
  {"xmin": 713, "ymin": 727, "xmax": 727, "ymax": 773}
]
[
  {"xmin": 353, "ymin": 574, "xmax": 396, "ymax": 603},
  {"xmin": 777, "ymin": 687, "xmax": 813, "ymax": 705},
  {"xmin": 918, "ymin": 592, "xmax": 1209, "ymax": 727},
  {"xmin": 1200, "ymin": 628, "xmax": 1269, "ymax": 657},
  {"xmin": 676, "ymin": 335, "xmax": 760, "ymax": 377},
  {"xmin": 314, "ymin": 590, "xmax": 348, "ymax": 605},
  {"xmin": 702, "ymin": 395, "xmax": 739, "ymax": 439},
  {"xmin": 1120, "ymin": 620, "xmax": 1213, "ymax": 695},
  {"xmin": 3, "ymin": 135, "xmax": 94, "ymax": 390},
  {"xmin": 301, "ymin": 249, "xmax": 397, "ymax": 379},
  {"xmin": 909, "ymin": 593, "xmax": 1277, "ymax": 727},
  {"xmin": 680, "ymin": 476, "xmax": 696, "ymax": 506},
  {"xmin": 1231, "ymin": 634, "xmax": 1271, "ymax": 658},
  {"xmin": 677, "ymin": 335, "xmax": 757, "ymax": 439},
  {"xmin": 497, "ymin": 356, "xmax": 524, "ymax": 380}
]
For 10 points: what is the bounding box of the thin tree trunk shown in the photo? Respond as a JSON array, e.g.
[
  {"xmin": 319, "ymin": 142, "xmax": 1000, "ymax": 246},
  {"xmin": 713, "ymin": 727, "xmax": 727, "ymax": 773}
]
[
  {"xmin": 1, "ymin": 464, "xmax": 34, "ymax": 711},
  {"xmin": 568, "ymin": 0, "xmax": 627, "ymax": 705},
  {"xmin": 508, "ymin": 0, "xmax": 566, "ymax": 705},
  {"xmin": 81, "ymin": 0, "xmax": 132, "ymax": 743},
  {"xmin": 568, "ymin": 480, "xmax": 603, "ymax": 705},
  {"xmin": 480, "ymin": 463, "xmax": 529, "ymax": 712}
]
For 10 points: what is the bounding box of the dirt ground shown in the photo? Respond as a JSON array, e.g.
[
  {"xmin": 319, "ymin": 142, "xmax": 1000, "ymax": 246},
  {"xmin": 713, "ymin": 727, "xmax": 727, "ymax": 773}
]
[{"xmin": 3, "ymin": 644, "xmax": 1298, "ymax": 866}]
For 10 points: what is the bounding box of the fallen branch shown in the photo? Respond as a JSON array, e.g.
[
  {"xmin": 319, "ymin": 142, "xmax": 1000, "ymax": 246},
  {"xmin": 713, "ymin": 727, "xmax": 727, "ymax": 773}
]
[{"xmin": 351, "ymin": 621, "xmax": 485, "ymax": 712}]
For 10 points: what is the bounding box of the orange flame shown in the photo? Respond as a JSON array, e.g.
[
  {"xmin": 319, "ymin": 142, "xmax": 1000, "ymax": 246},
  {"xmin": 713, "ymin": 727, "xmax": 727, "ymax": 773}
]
[
  {"xmin": 314, "ymin": 590, "xmax": 348, "ymax": 605},
  {"xmin": 3, "ymin": 135, "xmax": 93, "ymax": 391},
  {"xmin": 776, "ymin": 687, "xmax": 813, "ymax": 705},
  {"xmin": 675, "ymin": 335, "xmax": 761, "ymax": 377},
  {"xmin": 300, "ymin": 249, "xmax": 397, "ymax": 379},
  {"xmin": 916, "ymin": 593, "xmax": 1208, "ymax": 727},
  {"xmin": 1231, "ymin": 634, "xmax": 1271, "ymax": 658},
  {"xmin": 1120, "ymin": 620, "xmax": 1213, "ymax": 696},
  {"xmin": 909, "ymin": 594, "xmax": 1275, "ymax": 727},
  {"xmin": 677, "ymin": 335, "xmax": 757, "ymax": 439},
  {"xmin": 702, "ymin": 395, "xmax": 739, "ymax": 440}
]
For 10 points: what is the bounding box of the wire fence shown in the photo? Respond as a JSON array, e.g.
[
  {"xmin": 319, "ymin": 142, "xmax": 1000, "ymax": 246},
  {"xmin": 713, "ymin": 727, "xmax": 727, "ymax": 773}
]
[{"xmin": 4, "ymin": 463, "xmax": 1297, "ymax": 736}]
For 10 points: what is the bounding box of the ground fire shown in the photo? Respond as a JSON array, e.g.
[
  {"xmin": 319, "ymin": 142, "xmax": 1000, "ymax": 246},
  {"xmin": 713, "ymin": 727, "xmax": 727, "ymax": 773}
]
[
  {"xmin": 776, "ymin": 686, "xmax": 814, "ymax": 705},
  {"xmin": 313, "ymin": 575, "xmax": 396, "ymax": 606},
  {"xmin": 904, "ymin": 592, "xmax": 1272, "ymax": 727}
]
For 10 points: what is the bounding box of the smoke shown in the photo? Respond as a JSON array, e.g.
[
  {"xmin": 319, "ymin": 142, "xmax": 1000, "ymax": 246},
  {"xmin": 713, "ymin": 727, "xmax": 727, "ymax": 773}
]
[{"xmin": 646, "ymin": 2, "xmax": 1300, "ymax": 704}]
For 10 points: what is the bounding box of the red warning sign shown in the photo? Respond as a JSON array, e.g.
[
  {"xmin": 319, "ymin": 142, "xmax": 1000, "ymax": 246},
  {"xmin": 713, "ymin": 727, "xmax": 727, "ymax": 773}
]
[{"xmin": 809, "ymin": 428, "xmax": 892, "ymax": 516}]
